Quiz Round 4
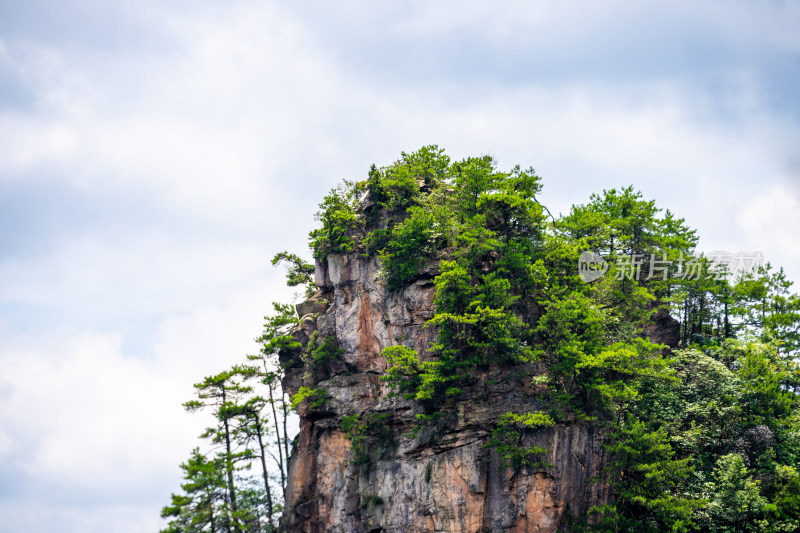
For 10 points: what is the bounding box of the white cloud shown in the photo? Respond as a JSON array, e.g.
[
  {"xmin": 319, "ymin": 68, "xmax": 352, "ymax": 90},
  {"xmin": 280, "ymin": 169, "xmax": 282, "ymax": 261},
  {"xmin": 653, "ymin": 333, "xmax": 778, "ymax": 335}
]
[
  {"xmin": 0, "ymin": 114, "xmax": 80, "ymax": 176},
  {"xmin": 0, "ymin": 501, "xmax": 162, "ymax": 533},
  {"xmin": 0, "ymin": 230, "xmax": 274, "ymax": 327},
  {"xmin": 0, "ymin": 2, "xmax": 336, "ymax": 223},
  {"xmin": 3, "ymin": 330, "xmax": 186, "ymax": 494},
  {"xmin": 0, "ymin": 430, "xmax": 14, "ymax": 458},
  {"xmin": 0, "ymin": 277, "xmax": 293, "ymax": 530},
  {"xmin": 740, "ymin": 183, "xmax": 800, "ymax": 280}
]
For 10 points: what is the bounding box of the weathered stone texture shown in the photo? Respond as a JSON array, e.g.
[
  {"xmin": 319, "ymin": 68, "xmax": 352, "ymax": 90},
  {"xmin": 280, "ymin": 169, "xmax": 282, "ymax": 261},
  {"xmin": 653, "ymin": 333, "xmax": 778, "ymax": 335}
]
[{"xmin": 282, "ymin": 252, "xmax": 611, "ymax": 532}]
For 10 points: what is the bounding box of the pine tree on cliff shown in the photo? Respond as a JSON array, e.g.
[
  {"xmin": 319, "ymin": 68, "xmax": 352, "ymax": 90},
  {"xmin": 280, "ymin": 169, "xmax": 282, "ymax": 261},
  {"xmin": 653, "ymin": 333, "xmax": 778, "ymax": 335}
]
[
  {"xmin": 184, "ymin": 370, "xmax": 253, "ymax": 532},
  {"xmin": 223, "ymin": 392, "xmax": 276, "ymax": 529},
  {"xmin": 251, "ymin": 300, "xmax": 302, "ymax": 490},
  {"xmin": 159, "ymin": 448, "xmax": 226, "ymax": 533}
]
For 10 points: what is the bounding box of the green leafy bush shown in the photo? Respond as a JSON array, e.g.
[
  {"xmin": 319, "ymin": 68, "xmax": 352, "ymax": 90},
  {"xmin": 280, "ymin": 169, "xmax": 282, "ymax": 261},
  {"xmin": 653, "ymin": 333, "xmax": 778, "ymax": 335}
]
[
  {"xmin": 380, "ymin": 201, "xmax": 453, "ymax": 290},
  {"xmin": 309, "ymin": 182, "xmax": 363, "ymax": 260},
  {"xmin": 589, "ymin": 417, "xmax": 702, "ymax": 533},
  {"xmin": 289, "ymin": 386, "xmax": 326, "ymax": 411},
  {"xmin": 341, "ymin": 412, "xmax": 395, "ymax": 465},
  {"xmin": 484, "ymin": 411, "xmax": 555, "ymax": 469}
]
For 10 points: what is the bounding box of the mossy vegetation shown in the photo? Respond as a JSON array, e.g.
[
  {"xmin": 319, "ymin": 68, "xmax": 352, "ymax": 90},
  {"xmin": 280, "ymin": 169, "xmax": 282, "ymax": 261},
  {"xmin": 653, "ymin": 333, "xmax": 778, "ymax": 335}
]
[
  {"xmin": 341, "ymin": 412, "xmax": 396, "ymax": 466},
  {"xmin": 359, "ymin": 494, "xmax": 385, "ymax": 510},
  {"xmin": 484, "ymin": 411, "xmax": 555, "ymax": 469},
  {"xmin": 299, "ymin": 331, "xmax": 343, "ymax": 384},
  {"xmin": 289, "ymin": 386, "xmax": 326, "ymax": 411}
]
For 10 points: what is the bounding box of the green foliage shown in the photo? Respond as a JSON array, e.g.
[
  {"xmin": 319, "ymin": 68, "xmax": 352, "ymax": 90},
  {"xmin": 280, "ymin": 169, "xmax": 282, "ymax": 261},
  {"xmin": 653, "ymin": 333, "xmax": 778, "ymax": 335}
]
[
  {"xmin": 309, "ymin": 181, "xmax": 363, "ymax": 260},
  {"xmin": 289, "ymin": 386, "xmax": 327, "ymax": 411},
  {"xmin": 310, "ymin": 335, "xmax": 343, "ymax": 362},
  {"xmin": 626, "ymin": 339, "xmax": 800, "ymax": 532},
  {"xmin": 429, "ymin": 260, "xmax": 474, "ymax": 314},
  {"xmin": 559, "ymin": 186, "xmax": 697, "ymax": 261},
  {"xmin": 725, "ymin": 340, "xmax": 799, "ymax": 426},
  {"xmin": 380, "ymin": 345, "xmax": 423, "ymax": 399},
  {"xmin": 341, "ymin": 412, "xmax": 395, "ymax": 465},
  {"xmin": 451, "ymin": 154, "xmax": 498, "ymax": 217},
  {"xmin": 256, "ymin": 302, "xmax": 301, "ymax": 356},
  {"xmin": 700, "ymin": 453, "xmax": 768, "ymax": 533},
  {"xmin": 380, "ymin": 199, "xmax": 453, "ymax": 289},
  {"xmin": 300, "ymin": 332, "xmax": 343, "ymax": 383},
  {"xmin": 773, "ymin": 465, "xmax": 800, "ymax": 524},
  {"xmin": 484, "ymin": 411, "xmax": 554, "ymax": 470},
  {"xmin": 272, "ymin": 251, "xmax": 314, "ymax": 287},
  {"xmin": 365, "ymin": 149, "xmax": 696, "ymax": 458},
  {"xmin": 732, "ymin": 264, "xmax": 800, "ymax": 355},
  {"xmin": 272, "ymin": 251, "xmax": 315, "ymax": 297},
  {"xmin": 534, "ymin": 291, "xmax": 671, "ymax": 415},
  {"xmin": 165, "ymin": 300, "xmax": 298, "ymax": 532},
  {"xmin": 476, "ymin": 165, "xmax": 545, "ymax": 242},
  {"xmin": 589, "ymin": 417, "xmax": 702, "ymax": 533},
  {"xmin": 368, "ymin": 145, "xmax": 450, "ymax": 210},
  {"xmin": 339, "ymin": 414, "xmax": 359, "ymax": 435},
  {"xmin": 182, "ymin": 369, "xmax": 262, "ymax": 532},
  {"xmin": 360, "ymin": 494, "xmax": 385, "ymax": 509},
  {"xmin": 502, "ymin": 411, "xmax": 556, "ymax": 428},
  {"xmin": 160, "ymin": 449, "xmax": 227, "ymax": 533},
  {"xmin": 363, "ymin": 149, "xmax": 800, "ymax": 533},
  {"xmin": 666, "ymin": 258, "xmax": 800, "ymax": 355},
  {"xmin": 634, "ymin": 348, "xmax": 742, "ymax": 462}
]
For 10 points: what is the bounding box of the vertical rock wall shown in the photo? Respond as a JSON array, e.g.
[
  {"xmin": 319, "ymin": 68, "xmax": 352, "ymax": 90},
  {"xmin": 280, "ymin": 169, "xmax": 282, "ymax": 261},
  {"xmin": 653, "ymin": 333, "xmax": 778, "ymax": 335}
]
[{"xmin": 281, "ymin": 252, "xmax": 612, "ymax": 532}]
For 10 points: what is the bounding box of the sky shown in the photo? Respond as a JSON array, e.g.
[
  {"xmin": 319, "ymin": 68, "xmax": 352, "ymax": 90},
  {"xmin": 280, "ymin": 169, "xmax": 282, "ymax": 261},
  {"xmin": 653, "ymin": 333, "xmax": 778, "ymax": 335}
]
[{"xmin": 0, "ymin": 1, "xmax": 799, "ymax": 531}]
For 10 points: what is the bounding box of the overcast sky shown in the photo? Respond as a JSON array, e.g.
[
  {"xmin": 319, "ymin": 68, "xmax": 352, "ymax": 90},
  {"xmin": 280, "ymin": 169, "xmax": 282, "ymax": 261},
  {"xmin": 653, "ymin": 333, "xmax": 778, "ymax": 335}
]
[{"xmin": 1, "ymin": 1, "xmax": 799, "ymax": 532}]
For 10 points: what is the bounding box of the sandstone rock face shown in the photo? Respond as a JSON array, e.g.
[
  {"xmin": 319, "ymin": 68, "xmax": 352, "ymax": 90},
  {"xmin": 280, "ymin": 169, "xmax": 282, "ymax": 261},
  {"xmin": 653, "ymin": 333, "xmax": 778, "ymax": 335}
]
[{"xmin": 282, "ymin": 252, "xmax": 611, "ymax": 533}]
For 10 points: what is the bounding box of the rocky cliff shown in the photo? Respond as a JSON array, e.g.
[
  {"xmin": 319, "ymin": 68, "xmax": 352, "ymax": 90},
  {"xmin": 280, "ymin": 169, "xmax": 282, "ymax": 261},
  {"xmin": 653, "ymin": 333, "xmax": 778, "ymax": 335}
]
[{"xmin": 280, "ymin": 251, "xmax": 620, "ymax": 532}]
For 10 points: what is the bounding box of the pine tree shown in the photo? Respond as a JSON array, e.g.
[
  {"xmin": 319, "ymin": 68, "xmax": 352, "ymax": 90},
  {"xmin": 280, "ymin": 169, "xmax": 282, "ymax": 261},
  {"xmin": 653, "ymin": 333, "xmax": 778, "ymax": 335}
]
[
  {"xmin": 160, "ymin": 449, "xmax": 227, "ymax": 533},
  {"xmin": 184, "ymin": 370, "xmax": 253, "ymax": 532}
]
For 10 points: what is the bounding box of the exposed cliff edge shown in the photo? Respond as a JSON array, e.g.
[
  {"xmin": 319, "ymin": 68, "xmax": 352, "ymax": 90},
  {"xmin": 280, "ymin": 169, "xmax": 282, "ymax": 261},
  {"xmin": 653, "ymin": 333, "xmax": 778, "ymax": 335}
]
[{"xmin": 281, "ymin": 252, "xmax": 612, "ymax": 532}]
